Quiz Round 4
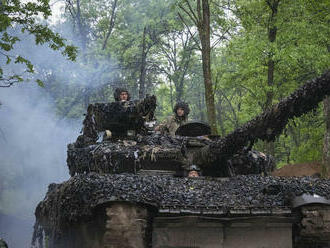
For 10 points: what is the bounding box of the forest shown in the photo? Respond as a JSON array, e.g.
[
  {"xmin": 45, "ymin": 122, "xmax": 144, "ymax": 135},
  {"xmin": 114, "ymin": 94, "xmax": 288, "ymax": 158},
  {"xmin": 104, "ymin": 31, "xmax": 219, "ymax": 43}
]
[{"xmin": 0, "ymin": 0, "xmax": 329, "ymax": 245}]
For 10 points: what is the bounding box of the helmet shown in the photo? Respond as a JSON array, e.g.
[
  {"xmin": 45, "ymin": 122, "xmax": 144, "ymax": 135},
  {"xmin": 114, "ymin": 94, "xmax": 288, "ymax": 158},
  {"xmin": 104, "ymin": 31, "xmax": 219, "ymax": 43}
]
[
  {"xmin": 173, "ymin": 101, "xmax": 190, "ymax": 119},
  {"xmin": 188, "ymin": 164, "xmax": 200, "ymax": 171},
  {"xmin": 114, "ymin": 88, "xmax": 131, "ymax": 101}
]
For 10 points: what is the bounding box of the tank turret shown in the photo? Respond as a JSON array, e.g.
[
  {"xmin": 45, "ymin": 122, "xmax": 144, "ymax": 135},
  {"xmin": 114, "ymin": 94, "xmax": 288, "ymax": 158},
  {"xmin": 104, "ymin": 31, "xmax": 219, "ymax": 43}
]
[{"xmin": 68, "ymin": 115, "xmax": 274, "ymax": 177}]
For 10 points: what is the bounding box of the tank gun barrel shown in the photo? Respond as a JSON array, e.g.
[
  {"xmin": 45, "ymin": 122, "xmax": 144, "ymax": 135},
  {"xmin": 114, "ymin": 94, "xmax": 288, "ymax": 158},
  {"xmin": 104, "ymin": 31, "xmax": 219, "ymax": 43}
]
[{"xmin": 194, "ymin": 70, "xmax": 330, "ymax": 171}]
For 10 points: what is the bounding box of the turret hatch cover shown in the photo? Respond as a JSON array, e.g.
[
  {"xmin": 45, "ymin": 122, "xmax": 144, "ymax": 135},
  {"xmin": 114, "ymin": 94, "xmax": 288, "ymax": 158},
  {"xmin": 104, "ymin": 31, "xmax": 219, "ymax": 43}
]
[{"xmin": 175, "ymin": 122, "xmax": 211, "ymax": 137}]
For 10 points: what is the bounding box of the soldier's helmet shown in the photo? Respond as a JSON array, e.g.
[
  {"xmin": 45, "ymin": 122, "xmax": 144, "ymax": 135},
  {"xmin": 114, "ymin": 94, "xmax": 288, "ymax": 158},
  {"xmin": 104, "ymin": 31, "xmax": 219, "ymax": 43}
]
[
  {"xmin": 187, "ymin": 164, "xmax": 201, "ymax": 177},
  {"xmin": 173, "ymin": 101, "xmax": 190, "ymax": 119},
  {"xmin": 188, "ymin": 164, "xmax": 200, "ymax": 171},
  {"xmin": 114, "ymin": 88, "xmax": 131, "ymax": 101}
]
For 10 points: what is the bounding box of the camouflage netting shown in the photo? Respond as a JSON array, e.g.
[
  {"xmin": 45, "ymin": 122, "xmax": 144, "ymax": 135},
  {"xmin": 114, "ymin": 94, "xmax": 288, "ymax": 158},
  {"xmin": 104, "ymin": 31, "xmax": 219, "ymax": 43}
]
[
  {"xmin": 33, "ymin": 71, "xmax": 330, "ymax": 246},
  {"xmin": 80, "ymin": 95, "xmax": 157, "ymax": 142},
  {"xmin": 67, "ymin": 136, "xmax": 185, "ymax": 176},
  {"xmin": 34, "ymin": 173, "xmax": 330, "ymax": 243},
  {"xmin": 67, "ymin": 134, "xmax": 274, "ymax": 176},
  {"xmin": 195, "ymin": 70, "xmax": 330, "ymax": 174}
]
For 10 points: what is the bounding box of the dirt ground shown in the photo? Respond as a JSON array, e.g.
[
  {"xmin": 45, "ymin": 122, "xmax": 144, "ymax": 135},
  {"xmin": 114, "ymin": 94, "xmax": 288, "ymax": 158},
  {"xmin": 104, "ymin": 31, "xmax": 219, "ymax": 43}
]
[{"xmin": 271, "ymin": 161, "xmax": 323, "ymax": 177}]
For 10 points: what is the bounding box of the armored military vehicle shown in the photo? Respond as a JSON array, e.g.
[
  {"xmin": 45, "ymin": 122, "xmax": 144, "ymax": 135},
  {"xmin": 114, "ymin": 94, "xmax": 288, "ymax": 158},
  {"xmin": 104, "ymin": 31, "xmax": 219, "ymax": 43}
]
[
  {"xmin": 67, "ymin": 95, "xmax": 274, "ymax": 178},
  {"xmin": 33, "ymin": 71, "xmax": 330, "ymax": 248},
  {"xmin": 67, "ymin": 70, "xmax": 330, "ymax": 179}
]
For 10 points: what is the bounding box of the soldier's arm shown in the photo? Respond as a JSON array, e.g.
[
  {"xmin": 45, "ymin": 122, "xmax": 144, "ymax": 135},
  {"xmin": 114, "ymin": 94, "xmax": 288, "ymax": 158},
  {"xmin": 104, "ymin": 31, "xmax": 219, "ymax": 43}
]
[{"xmin": 155, "ymin": 116, "xmax": 171, "ymax": 133}]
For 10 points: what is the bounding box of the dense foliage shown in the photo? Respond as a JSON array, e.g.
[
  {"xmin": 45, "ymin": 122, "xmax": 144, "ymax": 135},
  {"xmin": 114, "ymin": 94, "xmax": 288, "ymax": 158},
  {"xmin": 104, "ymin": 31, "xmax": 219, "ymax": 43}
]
[
  {"xmin": 1, "ymin": 4, "xmax": 329, "ymax": 244},
  {"xmin": 0, "ymin": 0, "xmax": 77, "ymax": 87},
  {"xmin": 1, "ymin": 0, "xmax": 330, "ymax": 171}
]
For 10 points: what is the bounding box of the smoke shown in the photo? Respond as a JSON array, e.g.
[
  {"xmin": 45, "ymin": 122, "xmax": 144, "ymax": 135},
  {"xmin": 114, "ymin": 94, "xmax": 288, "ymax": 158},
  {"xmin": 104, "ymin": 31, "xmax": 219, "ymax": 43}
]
[
  {"xmin": 0, "ymin": 84, "xmax": 80, "ymax": 247},
  {"xmin": 0, "ymin": 2, "xmax": 127, "ymax": 247},
  {"xmin": 0, "ymin": 22, "xmax": 118, "ymax": 248}
]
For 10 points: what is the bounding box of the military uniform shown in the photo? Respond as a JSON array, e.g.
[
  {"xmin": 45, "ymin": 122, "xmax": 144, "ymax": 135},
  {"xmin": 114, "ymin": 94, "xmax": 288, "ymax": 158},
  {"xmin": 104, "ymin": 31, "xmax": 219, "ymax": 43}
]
[
  {"xmin": 159, "ymin": 114, "xmax": 188, "ymax": 136},
  {"xmin": 114, "ymin": 87, "xmax": 131, "ymax": 101},
  {"xmin": 157, "ymin": 101, "xmax": 190, "ymax": 137}
]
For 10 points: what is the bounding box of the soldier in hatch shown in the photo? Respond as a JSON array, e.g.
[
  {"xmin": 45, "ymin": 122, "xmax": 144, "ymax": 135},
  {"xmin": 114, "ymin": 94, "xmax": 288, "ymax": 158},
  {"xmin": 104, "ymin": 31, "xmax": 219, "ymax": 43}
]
[
  {"xmin": 155, "ymin": 101, "xmax": 190, "ymax": 136},
  {"xmin": 103, "ymin": 87, "xmax": 132, "ymax": 139},
  {"xmin": 114, "ymin": 88, "xmax": 131, "ymax": 102},
  {"xmin": 102, "ymin": 87, "xmax": 157, "ymax": 138},
  {"xmin": 187, "ymin": 164, "xmax": 201, "ymax": 178},
  {"xmin": 113, "ymin": 87, "xmax": 136, "ymax": 111}
]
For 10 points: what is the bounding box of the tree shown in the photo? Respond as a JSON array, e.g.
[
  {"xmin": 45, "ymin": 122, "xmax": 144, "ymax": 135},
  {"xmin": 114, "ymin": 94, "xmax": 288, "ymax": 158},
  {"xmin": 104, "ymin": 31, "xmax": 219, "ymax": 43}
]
[
  {"xmin": 178, "ymin": 0, "xmax": 217, "ymax": 134},
  {"xmin": 156, "ymin": 29, "xmax": 197, "ymax": 103},
  {"xmin": 263, "ymin": 0, "xmax": 280, "ymax": 155},
  {"xmin": 104, "ymin": 0, "xmax": 178, "ymax": 98},
  {"xmin": 0, "ymin": 0, "xmax": 77, "ymax": 87},
  {"xmin": 194, "ymin": 70, "xmax": 330, "ymax": 173},
  {"xmin": 217, "ymin": 0, "xmax": 329, "ymax": 164},
  {"xmin": 323, "ymin": 97, "xmax": 330, "ymax": 176},
  {"xmin": 102, "ymin": 0, "xmax": 118, "ymax": 50}
]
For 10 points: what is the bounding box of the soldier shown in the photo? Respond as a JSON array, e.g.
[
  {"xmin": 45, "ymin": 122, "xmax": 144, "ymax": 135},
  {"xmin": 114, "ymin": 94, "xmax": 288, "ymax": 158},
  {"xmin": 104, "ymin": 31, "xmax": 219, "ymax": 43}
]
[
  {"xmin": 113, "ymin": 87, "xmax": 135, "ymax": 112},
  {"xmin": 155, "ymin": 101, "xmax": 190, "ymax": 136},
  {"xmin": 101, "ymin": 88, "xmax": 156, "ymax": 138},
  {"xmin": 114, "ymin": 88, "xmax": 131, "ymax": 102},
  {"xmin": 187, "ymin": 164, "xmax": 200, "ymax": 177}
]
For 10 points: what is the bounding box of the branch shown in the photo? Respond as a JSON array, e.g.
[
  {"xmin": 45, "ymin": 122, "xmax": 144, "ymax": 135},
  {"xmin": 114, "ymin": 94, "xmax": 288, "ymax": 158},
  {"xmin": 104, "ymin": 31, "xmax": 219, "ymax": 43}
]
[
  {"xmin": 211, "ymin": 3, "xmax": 236, "ymax": 13},
  {"xmin": 178, "ymin": 12, "xmax": 202, "ymax": 50},
  {"xmin": 102, "ymin": 0, "xmax": 118, "ymax": 50},
  {"xmin": 216, "ymin": 88, "xmax": 239, "ymax": 128},
  {"xmin": 196, "ymin": 0, "xmax": 202, "ymax": 26},
  {"xmin": 211, "ymin": 28, "xmax": 231, "ymax": 48},
  {"xmin": 178, "ymin": 3, "xmax": 199, "ymax": 26},
  {"xmin": 0, "ymin": 126, "xmax": 7, "ymax": 143},
  {"xmin": 65, "ymin": 0, "xmax": 77, "ymax": 17},
  {"xmin": 0, "ymin": 82, "xmax": 16, "ymax": 87}
]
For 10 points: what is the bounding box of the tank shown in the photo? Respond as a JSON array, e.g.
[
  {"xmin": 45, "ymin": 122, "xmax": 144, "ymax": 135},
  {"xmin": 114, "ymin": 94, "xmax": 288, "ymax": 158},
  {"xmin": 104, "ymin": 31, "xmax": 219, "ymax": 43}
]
[
  {"xmin": 67, "ymin": 96, "xmax": 275, "ymax": 178},
  {"xmin": 33, "ymin": 71, "xmax": 330, "ymax": 248},
  {"xmin": 68, "ymin": 70, "xmax": 330, "ymax": 178}
]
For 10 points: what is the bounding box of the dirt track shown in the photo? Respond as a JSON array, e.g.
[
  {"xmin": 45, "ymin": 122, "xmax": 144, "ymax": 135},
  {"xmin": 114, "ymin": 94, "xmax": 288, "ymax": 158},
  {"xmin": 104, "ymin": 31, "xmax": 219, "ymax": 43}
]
[{"xmin": 272, "ymin": 162, "xmax": 323, "ymax": 177}]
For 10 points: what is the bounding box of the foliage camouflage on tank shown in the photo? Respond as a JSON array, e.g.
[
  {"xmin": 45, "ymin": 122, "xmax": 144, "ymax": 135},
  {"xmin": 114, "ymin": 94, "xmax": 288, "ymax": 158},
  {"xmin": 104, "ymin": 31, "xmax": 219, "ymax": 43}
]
[
  {"xmin": 33, "ymin": 172, "xmax": 330, "ymax": 247},
  {"xmin": 33, "ymin": 71, "xmax": 330, "ymax": 248},
  {"xmin": 68, "ymin": 71, "xmax": 330, "ymax": 177}
]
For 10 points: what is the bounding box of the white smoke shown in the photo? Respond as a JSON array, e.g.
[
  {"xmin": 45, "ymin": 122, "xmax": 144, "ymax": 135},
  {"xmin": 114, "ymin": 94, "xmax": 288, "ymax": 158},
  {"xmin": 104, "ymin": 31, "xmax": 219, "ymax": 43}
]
[
  {"xmin": 0, "ymin": 84, "xmax": 80, "ymax": 247},
  {"xmin": 0, "ymin": 2, "xmax": 122, "ymax": 246}
]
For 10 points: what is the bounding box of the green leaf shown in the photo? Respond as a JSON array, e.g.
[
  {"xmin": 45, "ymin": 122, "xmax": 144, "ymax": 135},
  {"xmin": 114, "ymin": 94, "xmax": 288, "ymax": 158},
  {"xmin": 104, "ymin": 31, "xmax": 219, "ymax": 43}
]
[
  {"xmin": 0, "ymin": 0, "xmax": 77, "ymax": 87},
  {"xmin": 6, "ymin": 56, "xmax": 11, "ymax": 64},
  {"xmin": 36, "ymin": 79, "xmax": 44, "ymax": 87}
]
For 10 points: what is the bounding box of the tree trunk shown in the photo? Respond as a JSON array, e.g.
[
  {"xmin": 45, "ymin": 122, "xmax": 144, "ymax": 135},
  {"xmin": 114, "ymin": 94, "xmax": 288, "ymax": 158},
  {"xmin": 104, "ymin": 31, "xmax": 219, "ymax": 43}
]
[
  {"xmin": 102, "ymin": 0, "xmax": 118, "ymax": 50},
  {"xmin": 323, "ymin": 96, "xmax": 330, "ymax": 177},
  {"xmin": 76, "ymin": 0, "xmax": 87, "ymax": 52},
  {"xmin": 216, "ymin": 99, "xmax": 226, "ymax": 136},
  {"xmin": 198, "ymin": 0, "xmax": 218, "ymax": 134},
  {"xmin": 264, "ymin": 0, "xmax": 279, "ymax": 156},
  {"xmin": 175, "ymin": 55, "xmax": 190, "ymax": 102},
  {"xmin": 169, "ymin": 77, "xmax": 174, "ymax": 108},
  {"xmin": 198, "ymin": 86, "xmax": 205, "ymax": 122},
  {"xmin": 138, "ymin": 27, "xmax": 147, "ymax": 100},
  {"xmin": 178, "ymin": 0, "xmax": 217, "ymax": 133}
]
